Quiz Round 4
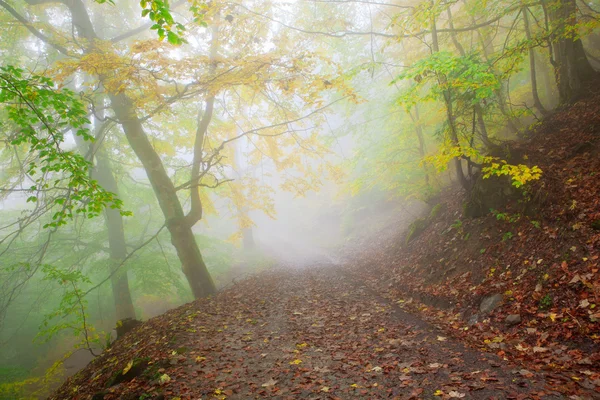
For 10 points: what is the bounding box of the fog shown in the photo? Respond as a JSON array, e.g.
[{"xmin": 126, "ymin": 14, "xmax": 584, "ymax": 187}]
[{"xmin": 1, "ymin": 0, "xmax": 596, "ymax": 396}]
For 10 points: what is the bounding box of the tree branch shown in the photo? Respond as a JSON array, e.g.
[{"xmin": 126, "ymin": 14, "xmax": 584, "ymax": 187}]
[
  {"xmin": 109, "ymin": 0, "xmax": 187, "ymax": 43},
  {"xmin": 0, "ymin": 0, "xmax": 70, "ymax": 55}
]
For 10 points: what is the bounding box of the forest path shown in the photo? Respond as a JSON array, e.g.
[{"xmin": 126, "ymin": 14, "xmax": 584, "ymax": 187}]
[
  {"xmin": 157, "ymin": 264, "xmax": 559, "ymax": 399},
  {"xmin": 55, "ymin": 264, "xmax": 567, "ymax": 400}
]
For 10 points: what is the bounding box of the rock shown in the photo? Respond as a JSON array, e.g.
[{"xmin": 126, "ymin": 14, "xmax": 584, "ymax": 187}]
[
  {"xmin": 479, "ymin": 294, "xmax": 503, "ymax": 314},
  {"xmin": 428, "ymin": 203, "xmax": 445, "ymax": 220},
  {"xmin": 467, "ymin": 314, "xmax": 480, "ymax": 326},
  {"xmin": 405, "ymin": 217, "xmax": 429, "ymax": 244},
  {"xmin": 505, "ymin": 314, "xmax": 522, "ymax": 326},
  {"xmin": 463, "ymin": 175, "xmax": 518, "ymax": 218},
  {"xmin": 107, "ymin": 358, "xmax": 150, "ymax": 387}
]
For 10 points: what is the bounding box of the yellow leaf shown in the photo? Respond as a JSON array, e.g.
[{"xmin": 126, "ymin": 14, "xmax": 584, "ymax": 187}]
[
  {"xmin": 158, "ymin": 373, "xmax": 171, "ymax": 385},
  {"xmin": 122, "ymin": 360, "xmax": 133, "ymax": 375},
  {"xmin": 434, "ymin": 389, "xmax": 444, "ymax": 396},
  {"xmin": 289, "ymin": 359, "xmax": 302, "ymax": 365}
]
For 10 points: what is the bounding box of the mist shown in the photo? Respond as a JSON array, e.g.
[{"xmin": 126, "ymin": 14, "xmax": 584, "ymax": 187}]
[{"xmin": 1, "ymin": 0, "xmax": 599, "ymax": 398}]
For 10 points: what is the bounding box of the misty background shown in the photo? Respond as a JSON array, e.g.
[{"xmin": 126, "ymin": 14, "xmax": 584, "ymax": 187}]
[{"xmin": 1, "ymin": 0, "xmax": 597, "ymax": 397}]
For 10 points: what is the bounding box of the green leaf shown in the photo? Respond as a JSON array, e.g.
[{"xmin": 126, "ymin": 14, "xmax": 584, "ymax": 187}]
[{"xmin": 167, "ymin": 31, "xmax": 179, "ymax": 44}]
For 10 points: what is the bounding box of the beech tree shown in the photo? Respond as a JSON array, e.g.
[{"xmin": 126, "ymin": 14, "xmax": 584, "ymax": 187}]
[{"xmin": 0, "ymin": 0, "xmax": 348, "ymax": 299}]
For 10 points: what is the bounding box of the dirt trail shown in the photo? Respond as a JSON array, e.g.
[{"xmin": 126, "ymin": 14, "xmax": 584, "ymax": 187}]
[{"xmin": 54, "ymin": 264, "xmax": 572, "ymax": 400}]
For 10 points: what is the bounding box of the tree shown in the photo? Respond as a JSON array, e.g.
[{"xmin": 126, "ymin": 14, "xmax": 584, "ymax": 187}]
[
  {"xmin": 544, "ymin": 0, "xmax": 597, "ymax": 103},
  {"xmin": 73, "ymin": 115, "xmax": 136, "ymax": 321},
  {"xmin": 0, "ymin": 0, "xmax": 349, "ymax": 298}
]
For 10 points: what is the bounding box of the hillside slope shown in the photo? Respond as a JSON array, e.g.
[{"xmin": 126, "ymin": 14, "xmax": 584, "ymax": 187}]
[{"xmin": 344, "ymin": 91, "xmax": 600, "ymax": 396}]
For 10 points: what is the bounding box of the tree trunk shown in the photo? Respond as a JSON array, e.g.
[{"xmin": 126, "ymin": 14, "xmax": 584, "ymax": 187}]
[
  {"xmin": 187, "ymin": 22, "xmax": 219, "ymax": 227},
  {"xmin": 243, "ymin": 228, "xmax": 255, "ymax": 250},
  {"xmin": 523, "ymin": 7, "xmax": 549, "ymax": 116},
  {"xmin": 9, "ymin": 0, "xmax": 216, "ymax": 298},
  {"xmin": 108, "ymin": 92, "xmax": 216, "ymax": 298},
  {"xmin": 467, "ymin": 1, "xmax": 520, "ymax": 132},
  {"xmin": 534, "ymin": 49, "xmax": 558, "ymax": 107},
  {"xmin": 73, "ymin": 123, "xmax": 136, "ymax": 321},
  {"xmin": 447, "ymin": 7, "xmax": 493, "ymax": 149},
  {"xmin": 431, "ymin": 5, "xmax": 469, "ymax": 189},
  {"xmin": 94, "ymin": 152, "xmax": 137, "ymax": 320},
  {"xmin": 409, "ymin": 105, "xmax": 429, "ymax": 185},
  {"xmin": 546, "ymin": 0, "xmax": 596, "ymax": 103},
  {"xmin": 167, "ymin": 219, "xmax": 216, "ymax": 298}
]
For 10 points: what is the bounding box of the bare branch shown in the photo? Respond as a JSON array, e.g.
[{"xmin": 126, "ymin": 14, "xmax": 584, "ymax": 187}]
[{"xmin": 0, "ymin": 0, "xmax": 71, "ymax": 55}]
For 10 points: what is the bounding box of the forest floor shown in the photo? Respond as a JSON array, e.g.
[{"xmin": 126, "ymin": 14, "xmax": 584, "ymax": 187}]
[
  {"xmin": 51, "ymin": 262, "xmax": 567, "ymax": 400},
  {"xmin": 51, "ymin": 91, "xmax": 600, "ymax": 399}
]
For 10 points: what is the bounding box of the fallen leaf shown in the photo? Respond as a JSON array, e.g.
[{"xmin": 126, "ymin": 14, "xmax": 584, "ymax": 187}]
[
  {"xmin": 519, "ymin": 369, "xmax": 534, "ymax": 378},
  {"xmin": 515, "ymin": 343, "xmax": 527, "ymax": 352},
  {"xmin": 159, "ymin": 373, "xmax": 171, "ymax": 385},
  {"xmin": 122, "ymin": 360, "xmax": 133, "ymax": 375},
  {"xmin": 261, "ymin": 378, "xmax": 278, "ymax": 387},
  {"xmin": 535, "ymin": 283, "xmax": 542, "ymax": 292}
]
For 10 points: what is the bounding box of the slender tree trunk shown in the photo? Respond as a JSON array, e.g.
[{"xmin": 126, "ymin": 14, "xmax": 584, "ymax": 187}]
[
  {"xmin": 243, "ymin": 228, "xmax": 255, "ymax": 250},
  {"xmin": 232, "ymin": 138, "xmax": 257, "ymax": 250},
  {"xmin": 94, "ymin": 152, "xmax": 137, "ymax": 320},
  {"xmin": 467, "ymin": 2, "xmax": 520, "ymax": 132},
  {"xmin": 74, "ymin": 123, "xmax": 136, "ymax": 320},
  {"xmin": 188, "ymin": 21, "xmax": 218, "ymax": 227},
  {"xmin": 409, "ymin": 105, "xmax": 429, "ymax": 185},
  {"xmin": 447, "ymin": 7, "xmax": 493, "ymax": 149},
  {"xmin": 108, "ymin": 92, "xmax": 216, "ymax": 298},
  {"xmin": 431, "ymin": 6, "xmax": 469, "ymax": 189},
  {"xmin": 446, "ymin": 7, "xmax": 465, "ymax": 56},
  {"xmin": 84, "ymin": 0, "xmax": 134, "ymax": 319},
  {"xmin": 523, "ymin": 6, "xmax": 549, "ymax": 115}
]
